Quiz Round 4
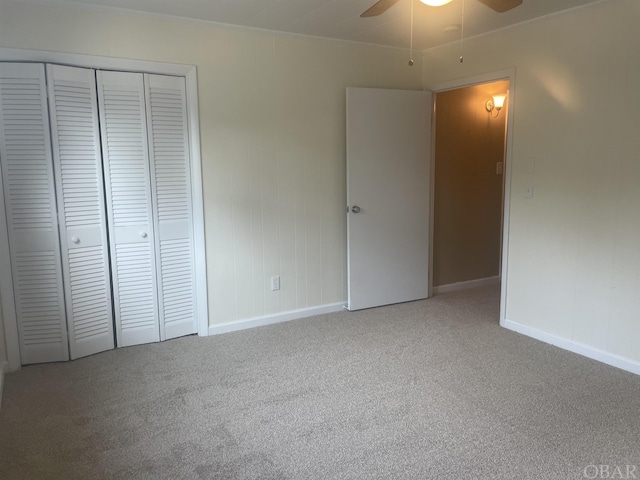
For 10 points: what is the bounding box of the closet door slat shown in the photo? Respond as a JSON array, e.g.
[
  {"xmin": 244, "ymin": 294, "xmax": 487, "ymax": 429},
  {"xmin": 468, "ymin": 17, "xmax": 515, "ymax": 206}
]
[
  {"xmin": 145, "ymin": 74, "xmax": 197, "ymax": 341},
  {"xmin": 47, "ymin": 64, "xmax": 114, "ymax": 359},
  {"xmin": 0, "ymin": 63, "xmax": 69, "ymax": 364},
  {"xmin": 97, "ymin": 70, "xmax": 160, "ymax": 347}
]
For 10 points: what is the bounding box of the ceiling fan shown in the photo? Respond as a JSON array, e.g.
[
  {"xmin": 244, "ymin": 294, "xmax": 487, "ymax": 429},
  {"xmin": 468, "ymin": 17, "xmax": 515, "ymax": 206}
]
[{"xmin": 361, "ymin": 0, "xmax": 523, "ymax": 17}]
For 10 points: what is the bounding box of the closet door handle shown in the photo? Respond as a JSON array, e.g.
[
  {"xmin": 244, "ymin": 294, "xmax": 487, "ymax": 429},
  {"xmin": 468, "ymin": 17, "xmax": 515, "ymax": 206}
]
[
  {"xmin": 71, "ymin": 237, "xmax": 80, "ymax": 245},
  {"xmin": 139, "ymin": 231, "xmax": 148, "ymax": 239}
]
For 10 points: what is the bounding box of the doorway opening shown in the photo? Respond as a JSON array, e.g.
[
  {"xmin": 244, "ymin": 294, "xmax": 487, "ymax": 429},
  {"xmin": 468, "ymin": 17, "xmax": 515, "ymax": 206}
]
[{"xmin": 430, "ymin": 77, "xmax": 511, "ymax": 319}]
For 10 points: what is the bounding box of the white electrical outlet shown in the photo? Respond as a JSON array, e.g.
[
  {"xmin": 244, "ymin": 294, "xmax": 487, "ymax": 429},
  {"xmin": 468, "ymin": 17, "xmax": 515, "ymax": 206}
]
[
  {"xmin": 271, "ymin": 276, "xmax": 280, "ymax": 291},
  {"xmin": 496, "ymin": 162, "xmax": 503, "ymax": 175}
]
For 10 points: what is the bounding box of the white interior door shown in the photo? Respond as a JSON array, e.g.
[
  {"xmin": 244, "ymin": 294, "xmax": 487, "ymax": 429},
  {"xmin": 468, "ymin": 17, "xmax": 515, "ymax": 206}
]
[
  {"xmin": 97, "ymin": 70, "xmax": 160, "ymax": 347},
  {"xmin": 145, "ymin": 74, "xmax": 197, "ymax": 341},
  {"xmin": 346, "ymin": 87, "xmax": 432, "ymax": 311},
  {"xmin": 1, "ymin": 60, "xmax": 204, "ymax": 366},
  {"xmin": 0, "ymin": 63, "xmax": 69, "ymax": 363},
  {"xmin": 47, "ymin": 64, "xmax": 114, "ymax": 359}
]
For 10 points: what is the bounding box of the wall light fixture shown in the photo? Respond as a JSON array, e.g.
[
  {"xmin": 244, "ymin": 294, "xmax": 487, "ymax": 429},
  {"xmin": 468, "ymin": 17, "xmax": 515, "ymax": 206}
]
[{"xmin": 486, "ymin": 94, "xmax": 507, "ymax": 117}]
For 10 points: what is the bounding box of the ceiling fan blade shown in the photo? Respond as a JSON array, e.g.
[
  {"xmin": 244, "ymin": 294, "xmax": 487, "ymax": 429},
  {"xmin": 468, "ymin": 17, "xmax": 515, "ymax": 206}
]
[
  {"xmin": 360, "ymin": 0, "xmax": 402, "ymax": 17},
  {"xmin": 476, "ymin": 0, "xmax": 523, "ymax": 13}
]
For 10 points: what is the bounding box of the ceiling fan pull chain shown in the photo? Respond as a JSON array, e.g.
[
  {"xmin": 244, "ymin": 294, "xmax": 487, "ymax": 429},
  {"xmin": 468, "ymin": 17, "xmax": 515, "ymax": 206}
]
[
  {"xmin": 460, "ymin": 0, "xmax": 465, "ymax": 63},
  {"xmin": 409, "ymin": 0, "xmax": 415, "ymax": 66}
]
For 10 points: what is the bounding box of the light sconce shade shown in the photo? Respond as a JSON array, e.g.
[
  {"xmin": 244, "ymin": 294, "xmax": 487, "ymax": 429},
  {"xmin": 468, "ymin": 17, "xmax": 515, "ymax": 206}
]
[
  {"xmin": 419, "ymin": 0, "xmax": 454, "ymax": 6},
  {"xmin": 486, "ymin": 94, "xmax": 507, "ymax": 117}
]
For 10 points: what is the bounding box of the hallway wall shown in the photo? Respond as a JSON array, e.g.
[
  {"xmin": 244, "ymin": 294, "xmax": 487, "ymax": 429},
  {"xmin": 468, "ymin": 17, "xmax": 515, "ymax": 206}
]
[{"xmin": 433, "ymin": 80, "xmax": 508, "ymax": 286}]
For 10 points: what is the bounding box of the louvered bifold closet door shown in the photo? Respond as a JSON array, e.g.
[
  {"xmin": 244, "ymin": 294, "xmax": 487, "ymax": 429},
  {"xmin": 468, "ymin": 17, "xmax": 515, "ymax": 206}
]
[
  {"xmin": 0, "ymin": 63, "xmax": 69, "ymax": 363},
  {"xmin": 46, "ymin": 64, "xmax": 114, "ymax": 359},
  {"xmin": 145, "ymin": 74, "xmax": 197, "ymax": 341},
  {"xmin": 97, "ymin": 70, "xmax": 160, "ymax": 347}
]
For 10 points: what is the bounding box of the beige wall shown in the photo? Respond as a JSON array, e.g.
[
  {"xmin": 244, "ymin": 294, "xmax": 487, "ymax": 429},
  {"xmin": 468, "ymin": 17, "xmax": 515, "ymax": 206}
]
[
  {"xmin": 423, "ymin": 0, "xmax": 640, "ymax": 363},
  {"xmin": 433, "ymin": 80, "xmax": 508, "ymax": 286},
  {"xmin": 0, "ymin": 1, "xmax": 421, "ymax": 327}
]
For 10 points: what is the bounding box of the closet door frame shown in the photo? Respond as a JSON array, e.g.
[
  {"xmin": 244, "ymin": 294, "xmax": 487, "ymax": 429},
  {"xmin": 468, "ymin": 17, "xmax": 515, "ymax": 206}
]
[{"xmin": 0, "ymin": 48, "xmax": 209, "ymax": 372}]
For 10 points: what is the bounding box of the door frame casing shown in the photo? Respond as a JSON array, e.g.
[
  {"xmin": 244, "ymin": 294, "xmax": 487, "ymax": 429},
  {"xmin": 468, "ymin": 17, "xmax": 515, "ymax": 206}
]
[
  {"xmin": 427, "ymin": 68, "xmax": 516, "ymax": 327},
  {"xmin": 0, "ymin": 47, "xmax": 209, "ymax": 371}
]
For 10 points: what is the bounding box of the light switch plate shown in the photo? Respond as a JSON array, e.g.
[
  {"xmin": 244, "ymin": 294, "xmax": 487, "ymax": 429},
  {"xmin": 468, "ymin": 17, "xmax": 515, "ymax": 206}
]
[{"xmin": 524, "ymin": 185, "xmax": 534, "ymax": 199}]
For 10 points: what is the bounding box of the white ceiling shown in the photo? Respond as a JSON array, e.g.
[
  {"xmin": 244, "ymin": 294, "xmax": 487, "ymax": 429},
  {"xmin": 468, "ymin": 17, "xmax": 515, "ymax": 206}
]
[{"xmin": 38, "ymin": 0, "xmax": 606, "ymax": 50}]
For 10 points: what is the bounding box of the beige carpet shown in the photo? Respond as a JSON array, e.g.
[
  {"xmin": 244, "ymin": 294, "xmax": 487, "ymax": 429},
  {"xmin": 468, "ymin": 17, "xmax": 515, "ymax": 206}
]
[{"xmin": 1, "ymin": 285, "xmax": 639, "ymax": 479}]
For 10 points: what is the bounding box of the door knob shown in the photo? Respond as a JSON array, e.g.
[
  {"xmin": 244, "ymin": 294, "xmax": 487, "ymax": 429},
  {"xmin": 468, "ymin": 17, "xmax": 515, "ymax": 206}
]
[{"xmin": 351, "ymin": 205, "xmax": 361, "ymax": 214}]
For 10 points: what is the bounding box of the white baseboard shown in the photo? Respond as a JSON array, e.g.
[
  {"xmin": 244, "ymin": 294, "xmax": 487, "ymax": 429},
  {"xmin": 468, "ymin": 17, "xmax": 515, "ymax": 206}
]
[
  {"xmin": 433, "ymin": 275, "xmax": 501, "ymax": 295},
  {"xmin": 209, "ymin": 302, "xmax": 346, "ymax": 336},
  {"xmin": 0, "ymin": 360, "xmax": 7, "ymax": 411},
  {"xmin": 503, "ymin": 319, "xmax": 640, "ymax": 376}
]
